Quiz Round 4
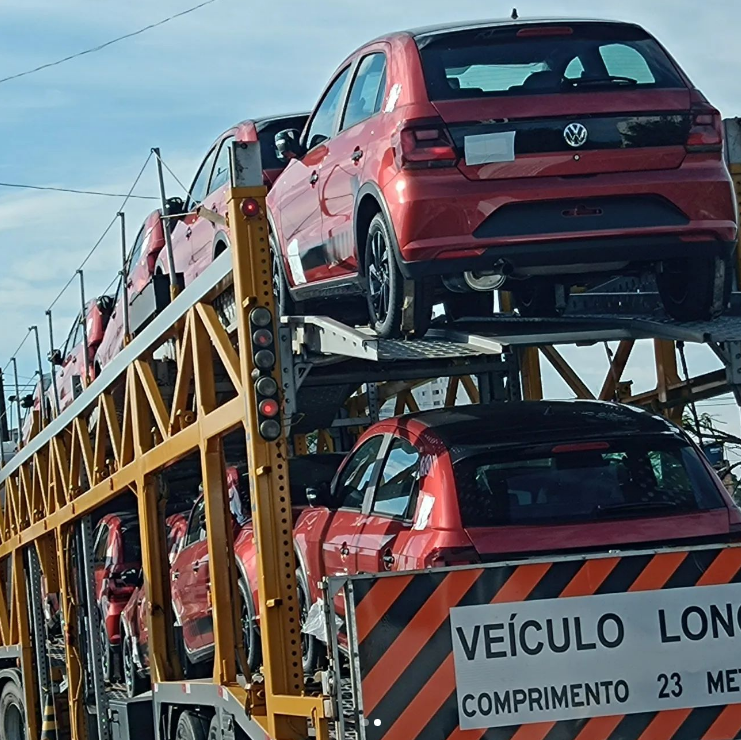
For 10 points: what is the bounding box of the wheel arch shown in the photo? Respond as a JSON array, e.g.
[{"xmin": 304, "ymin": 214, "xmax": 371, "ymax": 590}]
[
  {"xmin": 212, "ymin": 231, "xmax": 231, "ymax": 258},
  {"xmin": 353, "ymin": 183, "xmax": 402, "ymax": 277}
]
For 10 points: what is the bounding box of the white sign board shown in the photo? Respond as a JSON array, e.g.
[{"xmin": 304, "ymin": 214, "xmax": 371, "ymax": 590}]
[
  {"xmin": 451, "ymin": 582, "xmax": 741, "ymax": 729},
  {"xmin": 464, "ymin": 131, "xmax": 516, "ymax": 165}
]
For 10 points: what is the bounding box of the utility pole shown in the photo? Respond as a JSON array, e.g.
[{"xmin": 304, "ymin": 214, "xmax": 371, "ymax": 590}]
[{"xmin": 0, "ymin": 369, "xmax": 6, "ymax": 466}]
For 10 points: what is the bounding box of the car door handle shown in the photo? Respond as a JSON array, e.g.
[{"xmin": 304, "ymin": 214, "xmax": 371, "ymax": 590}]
[
  {"xmin": 309, "ymin": 171, "xmax": 319, "ymax": 185},
  {"xmin": 192, "ymin": 561, "xmax": 201, "ymax": 572},
  {"xmin": 382, "ymin": 550, "xmax": 395, "ymax": 570},
  {"xmin": 339, "ymin": 543, "xmax": 350, "ymax": 558},
  {"xmin": 351, "ymin": 148, "xmax": 363, "ymax": 163},
  {"xmin": 185, "ymin": 227, "xmax": 192, "ymax": 239}
]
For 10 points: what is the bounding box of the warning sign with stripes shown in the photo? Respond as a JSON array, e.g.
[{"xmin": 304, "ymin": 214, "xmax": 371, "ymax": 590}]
[{"xmin": 337, "ymin": 545, "xmax": 741, "ymax": 740}]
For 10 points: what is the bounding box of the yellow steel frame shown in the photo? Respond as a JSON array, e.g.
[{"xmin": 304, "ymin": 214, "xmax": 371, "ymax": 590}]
[{"xmin": 0, "ymin": 185, "xmax": 326, "ymax": 740}]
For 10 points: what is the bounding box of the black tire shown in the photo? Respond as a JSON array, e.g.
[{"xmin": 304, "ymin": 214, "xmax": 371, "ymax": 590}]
[
  {"xmin": 0, "ymin": 682, "xmax": 24, "ymax": 740},
  {"xmin": 238, "ymin": 578, "xmax": 261, "ymax": 674},
  {"xmin": 175, "ymin": 627, "xmax": 212, "ymax": 680},
  {"xmin": 175, "ymin": 710, "xmax": 209, "ymax": 740},
  {"xmin": 443, "ymin": 291, "xmax": 494, "ymax": 321},
  {"xmin": 269, "ymin": 233, "xmax": 295, "ymax": 318},
  {"xmin": 656, "ymin": 255, "xmax": 730, "ymax": 321},
  {"xmin": 99, "ymin": 617, "xmax": 114, "ymax": 683},
  {"xmin": 121, "ymin": 624, "xmax": 147, "ymax": 698},
  {"xmin": 208, "ymin": 715, "xmax": 220, "ymax": 740},
  {"xmin": 365, "ymin": 213, "xmax": 431, "ymax": 338},
  {"xmin": 512, "ymin": 282, "xmax": 569, "ymax": 317},
  {"xmin": 296, "ymin": 566, "xmax": 320, "ymax": 675}
]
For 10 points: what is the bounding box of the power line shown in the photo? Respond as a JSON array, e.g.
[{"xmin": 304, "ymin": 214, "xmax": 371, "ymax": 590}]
[
  {"xmin": 0, "ymin": 182, "xmax": 157, "ymax": 200},
  {"xmin": 0, "ymin": 0, "xmax": 219, "ymax": 86},
  {"xmin": 47, "ymin": 151, "xmax": 154, "ymax": 311}
]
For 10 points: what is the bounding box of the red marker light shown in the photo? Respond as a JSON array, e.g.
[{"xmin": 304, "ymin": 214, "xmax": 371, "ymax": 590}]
[
  {"xmin": 241, "ymin": 198, "xmax": 260, "ymax": 218},
  {"xmin": 259, "ymin": 398, "xmax": 280, "ymax": 418},
  {"xmin": 253, "ymin": 329, "xmax": 273, "ymax": 347},
  {"xmin": 551, "ymin": 441, "xmax": 610, "ymax": 454}
]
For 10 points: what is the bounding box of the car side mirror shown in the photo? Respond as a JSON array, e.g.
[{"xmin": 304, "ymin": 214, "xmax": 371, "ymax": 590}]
[
  {"xmin": 48, "ymin": 349, "xmax": 63, "ymax": 367},
  {"xmin": 306, "ymin": 481, "xmax": 331, "ymax": 508},
  {"xmin": 20, "ymin": 394, "xmax": 35, "ymax": 409},
  {"xmin": 275, "ymin": 128, "xmax": 304, "ymax": 162}
]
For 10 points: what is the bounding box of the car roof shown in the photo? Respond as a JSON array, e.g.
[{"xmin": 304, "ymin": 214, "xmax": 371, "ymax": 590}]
[
  {"xmin": 404, "ymin": 17, "xmax": 641, "ymax": 40},
  {"xmin": 400, "ymin": 400, "xmax": 679, "ymax": 449}
]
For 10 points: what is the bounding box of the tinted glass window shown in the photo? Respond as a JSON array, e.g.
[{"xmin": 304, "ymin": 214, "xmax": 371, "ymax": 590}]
[
  {"xmin": 335, "ymin": 435, "xmax": 384, "ymax": 509},
  {"xmin": 187, "ymin": 147, "xmax": 218, "ymax": 210},
  {"xmin": 342, "ymin": 54, "xmax": 387, "ymax": 131},
  {"xmin": 128, "ymin": 223, "xmax": 147, "ymax": 271},
  {"xmin": 121, "ymin": 522, "xmax": 141, "ymax": 562},
  {"xmin": 184, "ymin": 499, "xmax": 206, "ymax": 547},
  {"xmin": 208, "ymin": 136, "xmax": 234, "ymax": 194},
  {"xmin": 417, "ymin": 24, "xmax": 685, "ymax": 100},
  {"xmin": 63, "ymin": 315, "xmax": 82, "ymax": 357},
  {"xmin": 305, "ymin": 67, "xmax": 351, "ymax": 150},
  {"xmin": 372, "ymin": 438, "xmax": 420, "ymax": 518},
  {"xmin": 454, "ymin": 436, "xmax": 724, "ymax": 527},
  {"xmin": 93, "ymin": 526, "xmax": 108, "ymax": 563},
  {"xmin": 257, "ymin": 116, "xmax": 309, "ymax": 172}
]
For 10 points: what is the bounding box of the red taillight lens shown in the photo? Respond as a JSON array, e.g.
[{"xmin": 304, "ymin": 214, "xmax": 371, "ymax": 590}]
[
  {"xmin": 687, "ymin": 93, "xmax": 723, "ymax": 153},
  {"xmin": 396, "ymin": 119, "xmax": 458, "ymax": 170},
  {"xmin": 517, "ymin": 26, "xmax": 573, "ymax": 37},
  {"xmin": 425, "ymin": 546, "xmax": 480, "ymax": 568}
]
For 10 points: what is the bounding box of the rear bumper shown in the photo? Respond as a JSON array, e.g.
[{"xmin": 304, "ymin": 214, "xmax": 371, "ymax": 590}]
[
  {"xmin": 383, "ymin": 159, "xmax": 737, "ymax": 279},
  {"xmin": 398, "ymin": 235, "xmax": 735, "ymax": 279}
]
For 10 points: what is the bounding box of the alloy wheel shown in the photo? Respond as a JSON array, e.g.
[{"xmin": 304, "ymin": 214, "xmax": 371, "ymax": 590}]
[{"xmin": 368, "ymin": 230, "xmax": 391, "ymax": 324}]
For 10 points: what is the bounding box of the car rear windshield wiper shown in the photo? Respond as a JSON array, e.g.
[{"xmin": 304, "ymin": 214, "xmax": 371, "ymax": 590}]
[
  {"xmin": 594, "ymin": 500, "xmax": 682, "ymax": 518},
  {"xmin": 565, "ymin": 75, "xmax": 639, "ymax": 88}
]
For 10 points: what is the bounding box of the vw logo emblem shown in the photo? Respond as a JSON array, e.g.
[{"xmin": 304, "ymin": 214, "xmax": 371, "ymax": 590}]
[{"xmin": 564, "ymin": 122, "xmax": 588, "ymax": 148}]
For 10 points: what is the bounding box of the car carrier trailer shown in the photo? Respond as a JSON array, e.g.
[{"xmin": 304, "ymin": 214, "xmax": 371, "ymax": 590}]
[{"xmin": 2, "ymin": 126, "xmax": 741, "ymax": 740}]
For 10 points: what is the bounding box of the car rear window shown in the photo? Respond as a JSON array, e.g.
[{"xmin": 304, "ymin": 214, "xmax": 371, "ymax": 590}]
[
  {"xmin": 416, "ymin": 23, "xmax": 686, "ymax": 100},
  {"xmin": 257, "ymin": 116, "xmax": 309, "ymax": 171},
  {"xmin": 453, "ymin": 435, "xmax": 724, "ymax": 527}
]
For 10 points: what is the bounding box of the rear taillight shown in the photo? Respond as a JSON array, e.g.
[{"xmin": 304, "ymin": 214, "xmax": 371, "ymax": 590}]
[
  {"xmin": 552, "ymin": 441, "xmax": 610, "ymax": 454},
  {"xmin": 687, "ymin": 92, "xmax": 723, "ymax": 153},
  {"xmin": 425, "ymin": 546, "xmax": 480, "ymax": 568},
  {"xmin": 395, "ymin": 119, "xmax": 458, "ymax": 170}
]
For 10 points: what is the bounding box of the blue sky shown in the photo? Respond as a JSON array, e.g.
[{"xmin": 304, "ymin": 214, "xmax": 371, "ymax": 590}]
[{"xmin": 0, "ymin": 0, "xmax": 739, "ymax": 434}]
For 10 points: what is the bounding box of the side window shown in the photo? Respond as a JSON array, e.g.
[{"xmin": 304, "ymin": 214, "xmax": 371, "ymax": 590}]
[
  {"xmin": 208, "ymin": 136, "xmax": 235, "ymax": 194},
  {"xmin": 304, "ymin": 67, "xmax": 352, "ymax": 151},
  {"xmin": 93, "ymin": 526, "xmax": 108, "ymax": 564},
  {"xmin": 342, "ymin": 53, "xmax": 387, "ymax": 131},
  {"xmin": 184, "ymin": 499, "xmax": 206, "ymax": 547},
  {"xmin": 187, "ymin": 147, "xmax": 218, "ymax": 210},
  {"xmin": 63, "ymin": 315, "xmax": 82, "ymax": 357},
  {"xmin": 600, "ymin": 44, "xmax": 655, "ymax": 84},
  {"xmin": 372, "ymin": 438, "xmax": 420, "ymax": 518},
  {"xmin": 128, "ymin": 224, "xmax": 147, "ymax": 271},
  {"xmin": 334, "ymin": 435, "xmax": 385, "ymax": 509}
]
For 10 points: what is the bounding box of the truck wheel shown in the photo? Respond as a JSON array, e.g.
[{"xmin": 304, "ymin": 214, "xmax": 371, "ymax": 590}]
[
  {"xmin": 657, "ymin": 255, "xmax": 730, "ymax": 321},
  {"xmin": 238, "ymin": 579, "xmax": 261, "ymax": 673},
  {"xmin": 0, "ymin": 682, "xmax": 24, "ymax": 740},
  {"xmin": 512, "ymin": 282, "xmax": 569, "ymax": 317},
  {"xmin": 175, "ymin": 711, "xmax": 208, "ymax": 740},
  {"xmin": 365, "ymin": 214, "xmax": 431, "ymax": 338}
]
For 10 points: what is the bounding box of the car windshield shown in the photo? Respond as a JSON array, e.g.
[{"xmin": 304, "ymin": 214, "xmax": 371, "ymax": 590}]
[
  {"xmin": 417, "ymin": 23, "xmax": 686, "ymax": 100},
  {"xmin": 453, "ymin": 435, "xmax": 724, "ymax": 527}
]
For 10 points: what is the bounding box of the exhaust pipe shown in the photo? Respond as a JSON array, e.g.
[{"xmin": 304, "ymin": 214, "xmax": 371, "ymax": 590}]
[{"xmin": 463, "ymin": 261, "xmax": 512, "ymax": 292}]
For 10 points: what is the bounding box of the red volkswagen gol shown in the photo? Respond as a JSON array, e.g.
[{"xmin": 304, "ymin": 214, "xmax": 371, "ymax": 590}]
[
  {"xmin": 267, "ymin": 19, "xmax": 737, "ymax": 336},
  {"xmin": 293, "ymin": 401, "xmax": 740, "ymax": 652}
]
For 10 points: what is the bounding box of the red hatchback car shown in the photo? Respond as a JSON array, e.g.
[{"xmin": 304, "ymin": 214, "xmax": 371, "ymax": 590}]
[
  {"xmin": 93, "ymin": 512, "xmax": 142, "ymax": 681},
  {"xmin": 154, "ymin": 114, "xmax": 308, "ymax": 288},
  {"xmin": 95, "ymin": 209, "xmax": 169, "ymax": 373},
  {"xmin": 267, "ymin": 19, "xmax": 737, "ymax": 336},
  {"xmin": 294, "ymin": 401, "xmax": 741, "ymax": 630}
]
